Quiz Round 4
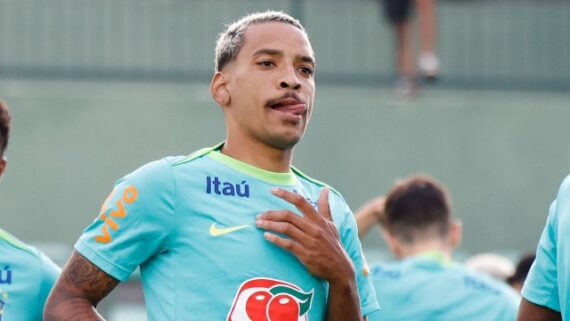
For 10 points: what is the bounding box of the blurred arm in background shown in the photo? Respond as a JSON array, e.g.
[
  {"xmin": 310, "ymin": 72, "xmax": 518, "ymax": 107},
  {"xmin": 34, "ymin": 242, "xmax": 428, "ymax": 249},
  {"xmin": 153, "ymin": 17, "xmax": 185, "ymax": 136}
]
[{"xmin": 355, "ymin": 196, "xmax": 385, "ymax": 239}]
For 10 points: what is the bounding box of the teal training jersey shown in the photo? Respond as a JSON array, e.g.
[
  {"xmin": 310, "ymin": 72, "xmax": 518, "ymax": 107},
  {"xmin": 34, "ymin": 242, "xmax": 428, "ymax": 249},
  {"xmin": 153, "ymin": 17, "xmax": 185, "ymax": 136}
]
[
  {"xmin": 0, "ymin": 228, "xmax": 61, "ymax": 321},
  {"xmin": 367, "ymin": 252, "xmax": 520, "ymax": 321},
  {"xmin": 522, "ymin": 174, "xmax": 570, "ymax": 319},
  {"xmin": 75, "ymin": 144, "xmax": 379, "ymax": 321}
]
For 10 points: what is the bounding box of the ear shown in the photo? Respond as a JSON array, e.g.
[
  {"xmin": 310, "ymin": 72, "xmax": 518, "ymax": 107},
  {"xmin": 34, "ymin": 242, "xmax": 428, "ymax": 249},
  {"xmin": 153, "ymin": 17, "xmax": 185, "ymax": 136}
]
[
  {"xmin": 0, "ymin": 157, "xmax": 7, "ymax": 180},
  {"xmin": 210, "ymin": 71, "xmax": 231, "ymax": 106},
  {"xmin": 449, "ymin": 219, "xmax": 463, "ymax": 249}
]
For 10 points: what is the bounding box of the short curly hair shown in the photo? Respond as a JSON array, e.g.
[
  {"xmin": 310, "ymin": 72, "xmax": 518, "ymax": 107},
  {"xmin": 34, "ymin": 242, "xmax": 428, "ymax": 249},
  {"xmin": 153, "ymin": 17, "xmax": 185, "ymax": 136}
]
[
  {"xmin": 0, "ymin": 99, "xmax": 11, "ymax": 157},
  {"xmin": 214, "ymin": 11, "xmax": 307, "ymax": 71}
]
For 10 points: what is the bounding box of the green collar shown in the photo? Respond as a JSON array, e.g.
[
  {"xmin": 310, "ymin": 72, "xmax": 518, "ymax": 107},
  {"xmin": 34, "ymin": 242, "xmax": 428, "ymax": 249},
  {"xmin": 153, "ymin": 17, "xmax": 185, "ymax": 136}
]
[
  {"xmin": 205, "ymin": 143, "xmax": 298, "ymax": 185},
  {"xmin": 417, "ymin": 250, "xmax": 455, "ymax": 267},
  {"xmin": 0, "ymin": 228, "xmax": 34, "ymax": 255}
]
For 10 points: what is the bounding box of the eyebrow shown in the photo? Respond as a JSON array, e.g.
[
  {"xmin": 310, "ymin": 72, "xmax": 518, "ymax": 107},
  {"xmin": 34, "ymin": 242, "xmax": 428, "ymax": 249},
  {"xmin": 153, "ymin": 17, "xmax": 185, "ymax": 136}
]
[{"xmin": 252, "ymin": 48, "xmax": 316, "ymax": 66}]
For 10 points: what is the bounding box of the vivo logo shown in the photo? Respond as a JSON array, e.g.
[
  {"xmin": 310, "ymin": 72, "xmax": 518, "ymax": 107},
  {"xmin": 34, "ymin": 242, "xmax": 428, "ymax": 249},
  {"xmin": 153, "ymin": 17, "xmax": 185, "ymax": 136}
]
[{"xmin": 206, "ymin": 176, "xmax": 250, "ymax": 198}]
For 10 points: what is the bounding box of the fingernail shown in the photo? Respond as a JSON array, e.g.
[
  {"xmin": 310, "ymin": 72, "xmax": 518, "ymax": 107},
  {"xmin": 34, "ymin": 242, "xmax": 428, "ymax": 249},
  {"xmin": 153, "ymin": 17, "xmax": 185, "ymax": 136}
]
[
  {"xmin": 256, "ymin": 214, "xmax": 262, "ymax": 219},
  {"xmin": 271, "ymin": 187, "xmax": 280, "ymax": 194},
  {"xmin": 256, "ymin": 219, "xmax": 263, "ymax": 227}
]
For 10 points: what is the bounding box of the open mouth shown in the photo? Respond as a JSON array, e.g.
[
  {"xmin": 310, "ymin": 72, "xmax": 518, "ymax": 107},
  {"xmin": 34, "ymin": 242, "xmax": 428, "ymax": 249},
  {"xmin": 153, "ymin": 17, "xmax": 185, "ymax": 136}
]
[{"xmin": 269, "ymin": 98, "xmax": 307, "ymax": 116}]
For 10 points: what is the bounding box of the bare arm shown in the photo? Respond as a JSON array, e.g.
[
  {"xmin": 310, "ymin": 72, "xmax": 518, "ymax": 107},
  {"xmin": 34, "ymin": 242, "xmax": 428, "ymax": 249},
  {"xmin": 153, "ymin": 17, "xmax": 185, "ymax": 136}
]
[
  {"xmin": 43, "ymin": 250, "xmax": 119, "ymax": 321},
  {"xmin": 257, "ymin": 188, "xmax": 364, "ymax": 321},
  {"xmin": 516, "ymin": 298, "xmax": 562, "ymax": 321},
  {"xmin": 354, "ymin": 197, "xmax": 385, "ymax": 239}
]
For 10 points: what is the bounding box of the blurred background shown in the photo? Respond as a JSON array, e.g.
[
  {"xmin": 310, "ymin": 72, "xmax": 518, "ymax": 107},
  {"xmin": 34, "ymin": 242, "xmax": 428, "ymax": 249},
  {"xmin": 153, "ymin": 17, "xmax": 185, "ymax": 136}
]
[{"xmin": 0, "ymin": 0, "xmax": 569, "ymax": 319}]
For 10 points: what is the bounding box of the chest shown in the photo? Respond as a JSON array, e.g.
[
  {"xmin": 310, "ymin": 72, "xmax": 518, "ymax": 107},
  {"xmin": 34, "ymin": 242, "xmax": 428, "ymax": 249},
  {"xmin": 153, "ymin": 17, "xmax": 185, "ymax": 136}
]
[{"xmin": 144, "ymin": 174, "xmax": 328, "ymax": 320}]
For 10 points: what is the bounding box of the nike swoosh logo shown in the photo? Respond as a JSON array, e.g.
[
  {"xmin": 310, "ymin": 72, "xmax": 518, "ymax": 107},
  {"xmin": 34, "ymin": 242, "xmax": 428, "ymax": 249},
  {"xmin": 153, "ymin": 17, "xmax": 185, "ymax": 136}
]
[{"xmin": 209, "ymin": 222, "xmax": 250, "ymax": 237}]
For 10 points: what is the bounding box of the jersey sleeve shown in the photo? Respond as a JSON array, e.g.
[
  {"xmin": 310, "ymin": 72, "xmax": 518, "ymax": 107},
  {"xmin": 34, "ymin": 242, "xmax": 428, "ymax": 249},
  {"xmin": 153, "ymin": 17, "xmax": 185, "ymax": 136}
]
[
  {"xmin": 74, "ymin": 159, "xmax": 176, "ymax": 281},
  {"xmin": 332, "ymin": 195, "xmax": 380, "ymax": 316},
  {"xmin": 522, "ymin": 199, "xmax": 560, "ymax": 311}
]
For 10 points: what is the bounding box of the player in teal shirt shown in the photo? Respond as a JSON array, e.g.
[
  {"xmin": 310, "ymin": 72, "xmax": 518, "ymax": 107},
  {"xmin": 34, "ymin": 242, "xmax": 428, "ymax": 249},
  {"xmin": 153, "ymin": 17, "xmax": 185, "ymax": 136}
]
[
  {"xmin": 74, "ymin": 144, "xmax": 377, "ymax": 320},
  {"xmin": 517, "ymin": 174, "xmax": 570, "ymax": 321},
  {"xmin": 0, "ymin": 100, "xmax": 61, "ymax": 321},
  {"xmin": 356, "ymin": 174, "xmax": 519, "ymax": 321},
  {"xmin": 45, "ymin": 11, "xmax": 379, "ymax": 321},
  {"xmin": 0, "ymin": 229, "xmax": 61, "ymax": 321}
]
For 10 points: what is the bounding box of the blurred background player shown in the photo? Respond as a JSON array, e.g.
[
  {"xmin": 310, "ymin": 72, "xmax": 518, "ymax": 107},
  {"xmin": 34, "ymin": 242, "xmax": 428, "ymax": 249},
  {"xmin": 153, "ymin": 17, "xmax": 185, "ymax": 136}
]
[
  {"xmin": 0, "ymin": 99, "xmax": 61, "ymax": 320},
  {"xmin": 464, "ymin": 252, "xmax": 515, "ymax": 282},
  {"xmin": 517, "ymin": 175, "xmax": 570, "ymax": 321},
  {"xmin": 507, "ymin": 253, "xmax": 535, "ymax": 294},
  {"xmin": 44, "ymin": 11, "xmax": 378, "ymax": 321},
  {"xmin": 379, "ymin": 0, "xmax": 440, "ymax": 97},
  {"xmin": 356, "ymin": 174, "xmax": 520, "ymax": 321}
]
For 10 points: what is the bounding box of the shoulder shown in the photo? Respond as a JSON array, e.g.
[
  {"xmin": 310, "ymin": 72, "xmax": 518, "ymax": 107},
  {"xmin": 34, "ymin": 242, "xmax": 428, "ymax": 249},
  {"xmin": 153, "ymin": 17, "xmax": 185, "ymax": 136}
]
[
  {"xmin": 558, "ymin": 174, "xmax": 570, "ymax": 194},
  {"xmin": 0, "ymin": 228, "xmax": 38, "ymax": 260},
  {"xmin": 370, "ymin": 258, "xmax": 438, "ymax": 282},
  {"xmin": 370, "ymin": 261, "xmax": 406, "ymax": 280},
  {"xmin": 291, "ymin": 166, "xmax": 343, "ymax": 198},
  {"xmin": 554, "ymin": 174, "xmax": 570, "ymax": 210},
  {"xmin": 457, "ymin": 265, "xmax": 520, "ymax": 301},
  {"xmin": 169, "ymin": 144, "xmax": 222, "ymax": 168},
  {"xmin": 0, "ymin": 229, "xmax": 59, "ymax": 277},
  {"xmin": 123, "ymin": 145, "xmax": 219, "ymax": 187},
  {"xmin": 542, "ymin": 173, "xmax": 570, "ymax": 232},
  {"xmin": 291, "ymin": 166, "xmax": 354, "ymax": 227},
  {"xmin": 291, "ymin": 166, "xmax": 349, "ymax": 210}
]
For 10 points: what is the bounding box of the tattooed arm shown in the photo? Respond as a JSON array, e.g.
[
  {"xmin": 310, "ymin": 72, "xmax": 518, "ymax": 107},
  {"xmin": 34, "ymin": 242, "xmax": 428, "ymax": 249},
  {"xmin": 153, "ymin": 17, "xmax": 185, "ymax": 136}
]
[{"xmin": 43, "ymin": 250, "xmax": 119, "ymax": 321}]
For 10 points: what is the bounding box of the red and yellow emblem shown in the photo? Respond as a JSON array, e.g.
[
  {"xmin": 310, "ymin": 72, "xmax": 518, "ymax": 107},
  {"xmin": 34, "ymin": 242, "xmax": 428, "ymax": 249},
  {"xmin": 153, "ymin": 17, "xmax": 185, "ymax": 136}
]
[{"xmin": 227, "ymin": 278, "xmax": 313, "ymax": 321}]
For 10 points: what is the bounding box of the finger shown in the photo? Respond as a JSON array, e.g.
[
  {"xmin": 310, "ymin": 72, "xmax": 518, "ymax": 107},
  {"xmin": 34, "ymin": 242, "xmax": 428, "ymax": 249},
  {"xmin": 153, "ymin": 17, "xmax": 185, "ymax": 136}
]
[
  {"xmin": 317, "ymin": 187, "xmax": 333, "ymax": 222},
  {"xmin": 258, "ymin": 210, "xmax": 315, "ymax": 235},
  {"xmin": 264, "ymin": 232, "xmax": 305, "ymax": 258},
  {"xmin": 256, "ymin": 217, "xmax": 311, "ymax": 244},
  {"xmin": 271, "ymin": 188, "xmax": 318, "ymax": 219}
]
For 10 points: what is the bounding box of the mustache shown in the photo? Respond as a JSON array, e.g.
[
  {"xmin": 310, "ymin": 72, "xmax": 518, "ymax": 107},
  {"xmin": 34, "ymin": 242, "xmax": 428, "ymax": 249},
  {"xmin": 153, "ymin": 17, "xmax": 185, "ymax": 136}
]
[{"xmin": 265, "ymin": 93, "xmax": 305, "ymax": 107}]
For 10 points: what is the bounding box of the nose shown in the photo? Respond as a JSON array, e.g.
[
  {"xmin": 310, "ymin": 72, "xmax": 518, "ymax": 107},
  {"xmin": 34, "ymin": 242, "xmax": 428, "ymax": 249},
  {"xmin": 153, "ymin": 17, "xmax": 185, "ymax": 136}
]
[{"xmin": 279, "ymin": 66, "xmax": 302, "ymax": 91}]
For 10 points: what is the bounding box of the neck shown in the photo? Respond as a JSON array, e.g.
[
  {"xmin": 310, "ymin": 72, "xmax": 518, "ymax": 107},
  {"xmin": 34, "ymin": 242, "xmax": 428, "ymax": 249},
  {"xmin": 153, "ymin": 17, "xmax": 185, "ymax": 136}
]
[
  {"xmin": 222, "ymin": 137, "xmax": 294, "ymax": 173},
  {"xmin": 394, "ymin": 239, "xmax": 453, "ymax": 261}
]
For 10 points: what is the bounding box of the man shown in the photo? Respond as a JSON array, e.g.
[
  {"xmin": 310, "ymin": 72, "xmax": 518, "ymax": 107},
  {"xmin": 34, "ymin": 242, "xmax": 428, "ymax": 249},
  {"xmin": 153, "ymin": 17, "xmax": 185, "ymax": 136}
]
[
  {"xmin": 0, "ymin": 99, "xmax": 61, "ymax": 320},
  {"xmin": 379, "ymin": 0, "xmax": 440, "ymax": 97},
  {"xmin": 44, "ymin": 11, "xmax": 379, "ymax": 321},
  {"xmin": 516, "ymin": 175, "xmax": 570, "ymax": 321},
  {"xmin": 356, "ymin": 174, "xmax": 519, "ymax": 321}
]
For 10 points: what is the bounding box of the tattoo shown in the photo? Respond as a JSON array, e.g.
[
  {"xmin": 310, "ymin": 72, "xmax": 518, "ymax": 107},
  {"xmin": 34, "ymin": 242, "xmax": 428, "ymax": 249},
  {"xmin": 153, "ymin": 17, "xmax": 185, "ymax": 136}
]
[
  {"xmin": 44, "ymin": 251, "xmax": 119, "ymax": 320},
  {"xmin": 69, "ymin": 258, "xmax": 96, "ymax": 286},
  {"xmin": 63, "ymin": 252, "xmax": 119, "ymax": 304}
]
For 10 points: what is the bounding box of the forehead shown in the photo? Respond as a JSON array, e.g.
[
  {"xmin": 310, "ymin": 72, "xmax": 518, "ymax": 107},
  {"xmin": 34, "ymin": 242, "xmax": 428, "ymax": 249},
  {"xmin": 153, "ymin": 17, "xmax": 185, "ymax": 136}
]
[{"xmin": 240, "ymin": 22, "xmax": 314, "ymax": 59}]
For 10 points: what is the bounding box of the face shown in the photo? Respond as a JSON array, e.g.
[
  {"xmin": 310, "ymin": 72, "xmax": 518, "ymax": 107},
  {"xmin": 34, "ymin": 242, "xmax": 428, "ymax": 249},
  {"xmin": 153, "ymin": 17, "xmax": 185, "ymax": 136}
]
[{"xmin": 213, "ymin": 22, "xmax": 316, "ymax": 150}]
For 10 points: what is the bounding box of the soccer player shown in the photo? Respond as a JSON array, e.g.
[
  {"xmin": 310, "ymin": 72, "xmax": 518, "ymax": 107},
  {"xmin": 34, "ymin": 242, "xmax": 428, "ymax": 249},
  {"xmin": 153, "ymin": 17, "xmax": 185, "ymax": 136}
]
[
  {"xmin": 464, "ymin": 252, "xmax": 515, "ymax": 282},
  {"xmin": 0, "ymin": 99, "xmax": 61, "ymax": 320},
  {"xmin": 44, "ymin": 11, "xmax": 379, "ymax": 321},
  {"xmin": 356, "ymin": 174, "xmax": 520, "ymax": 321},
  {"xmin": 516, "ymin": 175, "xmax": 570, "ymax": 321},
  {"xmin": 379, "ymin": 0, "xmax": 440, "ymax": 97}
]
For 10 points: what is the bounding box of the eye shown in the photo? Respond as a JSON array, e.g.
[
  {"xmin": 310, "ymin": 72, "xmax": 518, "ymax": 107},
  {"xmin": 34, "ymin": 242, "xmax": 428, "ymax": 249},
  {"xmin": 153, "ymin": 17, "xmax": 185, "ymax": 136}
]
[
  {"xmin": 257, "ymin": 60, "xmax": 275, "ymax": 68},
  {"xmin": 299, "ymin": 66, "xmax": 314, "ymax": 76}
]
